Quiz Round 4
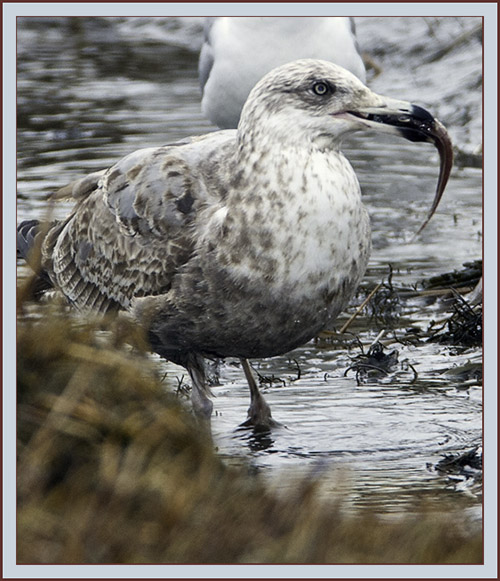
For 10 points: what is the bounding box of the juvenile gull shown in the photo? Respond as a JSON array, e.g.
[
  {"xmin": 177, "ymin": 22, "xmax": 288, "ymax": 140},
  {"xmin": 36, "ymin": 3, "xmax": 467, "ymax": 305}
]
[
  {"xmin": 200, "ymin": 17, "xmax": 366, "ymax": 128},
  {"xmin": 18, "ymin": 60, "xmax": 452, "ymax": 429}
]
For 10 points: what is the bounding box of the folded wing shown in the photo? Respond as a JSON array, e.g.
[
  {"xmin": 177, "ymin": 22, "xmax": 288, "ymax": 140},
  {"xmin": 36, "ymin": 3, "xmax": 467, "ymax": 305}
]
[{"xmin": 38, "ymin": 131, "xmax": 235, "ymax": 312}]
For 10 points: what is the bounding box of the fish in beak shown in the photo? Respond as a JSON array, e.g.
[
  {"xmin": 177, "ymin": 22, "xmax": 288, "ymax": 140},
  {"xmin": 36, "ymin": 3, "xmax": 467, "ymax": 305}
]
[{"xmin": 343, "ymin": 96, "xmax": 453, "ymax": 233}]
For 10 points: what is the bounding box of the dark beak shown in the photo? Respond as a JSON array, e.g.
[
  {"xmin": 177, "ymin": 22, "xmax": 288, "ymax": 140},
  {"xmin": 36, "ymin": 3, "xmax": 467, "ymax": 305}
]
[{"xmin": 346, "ymin": 99, "xmax": 453, "ymax": 234}]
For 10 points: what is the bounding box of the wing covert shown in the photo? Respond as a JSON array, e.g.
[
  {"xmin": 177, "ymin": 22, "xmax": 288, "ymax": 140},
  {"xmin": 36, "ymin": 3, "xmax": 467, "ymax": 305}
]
[{"xmin": 42, "ymin": 132, "xmax": 236, "ymax": 312}]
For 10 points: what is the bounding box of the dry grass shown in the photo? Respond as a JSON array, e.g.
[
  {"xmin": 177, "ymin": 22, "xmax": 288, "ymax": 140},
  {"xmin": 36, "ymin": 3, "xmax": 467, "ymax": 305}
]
[{"xmin": 17, "ymin": 296, "xmax": 482, "ymax": 565}]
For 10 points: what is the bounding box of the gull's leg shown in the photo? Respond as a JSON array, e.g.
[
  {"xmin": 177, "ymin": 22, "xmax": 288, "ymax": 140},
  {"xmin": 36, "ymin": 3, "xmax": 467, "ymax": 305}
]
[
  {"xmin": 239, "ymin": 358, "xmax": 279, "ymax": 430},
  {"xmin": 186, "ymin": 354, "xmax": 213, "ymax": 425}
]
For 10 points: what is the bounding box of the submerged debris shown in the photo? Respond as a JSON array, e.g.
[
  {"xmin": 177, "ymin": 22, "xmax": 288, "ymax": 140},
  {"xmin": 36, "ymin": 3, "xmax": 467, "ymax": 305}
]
[
  {"xmin": 429, "ymin": 447, "xmax": 483, "ymax": 498},
  {"xmin": 365, "ymin": 265, "xmax": 402, "ymax": 329},
  {"xmin": 421, "ymin": 260, "xmax": 482, "ymax": 293},
  {"xmin": 453, "ymin": 146, "xmax": 482, "ymax": 169},
  {"xmin": 441, "ymin": 360, "xmax": 482, "ymax": 388},
  {"xmin": 428, "ymin": 291, "xmax": 482, "ymax": 347},
  {"xmin": 435, "ymin": 446, "xmax": 483, "ymax": 474},
  {"xmin": 344, "ymin": 338, "xmax": 417, "ymax": 385}
]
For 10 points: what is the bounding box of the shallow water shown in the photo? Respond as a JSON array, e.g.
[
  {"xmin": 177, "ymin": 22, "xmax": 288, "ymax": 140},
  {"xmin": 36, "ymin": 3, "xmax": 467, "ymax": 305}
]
[{"xmin": 16, "ymin": 17, "xmax": 482, "ymax": 519}]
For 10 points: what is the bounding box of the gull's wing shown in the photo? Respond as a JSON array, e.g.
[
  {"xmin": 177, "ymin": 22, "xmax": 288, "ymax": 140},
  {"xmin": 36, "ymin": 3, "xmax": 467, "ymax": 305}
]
[{"xmin": 41, "ymin": 131, "xmax": 236, "ymax": 312}]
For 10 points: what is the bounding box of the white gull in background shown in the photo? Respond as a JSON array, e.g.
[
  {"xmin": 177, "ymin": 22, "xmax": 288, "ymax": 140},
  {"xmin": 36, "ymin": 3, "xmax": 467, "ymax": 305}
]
[
  {"xmin": 199, "ymin": 17, "xmax": 366, "ymax": 128},
  {"xmin": 17, "ymin": 60, "xmax": 452, "ymax": 429}
]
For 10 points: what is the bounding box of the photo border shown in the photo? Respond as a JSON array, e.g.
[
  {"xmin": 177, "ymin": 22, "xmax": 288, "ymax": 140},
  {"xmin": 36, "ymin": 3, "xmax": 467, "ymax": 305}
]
[{"xmin": 4, "ymin": 2, "xmax": 497, "ymax": 579}]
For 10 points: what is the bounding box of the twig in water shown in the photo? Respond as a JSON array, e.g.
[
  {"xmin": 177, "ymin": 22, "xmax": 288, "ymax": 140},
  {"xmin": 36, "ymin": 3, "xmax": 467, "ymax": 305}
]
[
  {"xmin": 290, "ymin": 358, "xmax": 302, "ymax": 381},
  {"xmin": 339, "ymin": 282, "xmax": 382, "ymax": 334}
]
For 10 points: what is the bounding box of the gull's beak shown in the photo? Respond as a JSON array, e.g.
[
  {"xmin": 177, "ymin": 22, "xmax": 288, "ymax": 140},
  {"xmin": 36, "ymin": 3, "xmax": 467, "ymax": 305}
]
[{"xmin": 343, "ymin": 96, "xmax": 453, "ymax": 234}]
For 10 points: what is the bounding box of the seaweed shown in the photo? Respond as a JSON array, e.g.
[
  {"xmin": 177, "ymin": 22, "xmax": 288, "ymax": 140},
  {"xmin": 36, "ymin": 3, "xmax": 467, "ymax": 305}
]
[
  {"xmin": 428, "ymin": 291, "xmax": 482, "ymax": 347},
  {"xmin": 344, "ymin": 338, "xmax": 418, "ymax": 385}
]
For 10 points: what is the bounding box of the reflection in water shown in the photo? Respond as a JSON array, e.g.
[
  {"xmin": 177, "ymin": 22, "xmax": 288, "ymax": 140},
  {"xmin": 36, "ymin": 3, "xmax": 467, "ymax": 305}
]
[
  {"xmin": 243, "ymin": 429, "xmax": 276, "ymax": 453},
  {"xmin": 16, "ymin": 17, "xmax": 482, "ymax": 519}
]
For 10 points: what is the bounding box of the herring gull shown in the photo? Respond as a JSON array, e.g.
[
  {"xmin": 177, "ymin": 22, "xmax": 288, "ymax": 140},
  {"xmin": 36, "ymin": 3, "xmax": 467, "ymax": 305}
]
[
  {"xmin": 199, "ymin": 17, "xmax": 366, "ymax": 128},
  {"xmin": 17, "ymin": 59, "xmax": 453, "ymax": 430}
]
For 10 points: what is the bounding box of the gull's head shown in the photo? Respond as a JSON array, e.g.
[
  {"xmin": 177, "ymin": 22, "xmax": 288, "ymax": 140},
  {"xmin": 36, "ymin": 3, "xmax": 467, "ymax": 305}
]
[
  {"xmin": 238, "ymin": 59, "xmax": 453, "ymax": 231},
  {"xmin": 239, "ymin": 59, "xmax": 375, "ymax": 147},
  {"xmin": 240, "ymin": 59, "xmax": 448, "ymax": 150}
]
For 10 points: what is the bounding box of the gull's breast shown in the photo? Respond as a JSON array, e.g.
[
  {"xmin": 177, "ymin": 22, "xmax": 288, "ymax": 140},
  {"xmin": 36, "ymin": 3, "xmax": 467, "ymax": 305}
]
[{"xmin": 217, "ymin": 150, "xmax": 371, "ymax": 301}]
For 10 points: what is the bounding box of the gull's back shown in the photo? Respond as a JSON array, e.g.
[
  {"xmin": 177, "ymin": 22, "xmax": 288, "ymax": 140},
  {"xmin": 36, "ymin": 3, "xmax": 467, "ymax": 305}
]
[{"xmin": 200, "ymin": 17, "xmax": 366, "ymax": 129}]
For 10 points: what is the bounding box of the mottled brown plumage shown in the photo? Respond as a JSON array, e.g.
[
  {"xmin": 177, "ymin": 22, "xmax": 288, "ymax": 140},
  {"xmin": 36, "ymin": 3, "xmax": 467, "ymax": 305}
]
[{"xmin": 18, "ymin": 60, "xmax": 452, "ymax": 429}]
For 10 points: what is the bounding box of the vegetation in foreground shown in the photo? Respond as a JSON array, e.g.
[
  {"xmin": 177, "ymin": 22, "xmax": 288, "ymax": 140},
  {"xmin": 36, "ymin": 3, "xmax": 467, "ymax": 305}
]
[{"xmin": 17, "ymin": 292, "xmax": 482, "ymax": 565}]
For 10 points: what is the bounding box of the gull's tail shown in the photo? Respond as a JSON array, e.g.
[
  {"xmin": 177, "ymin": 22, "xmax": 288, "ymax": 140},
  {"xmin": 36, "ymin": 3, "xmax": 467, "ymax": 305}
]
[
  {"xmin": 17, "ymin": 219, "xmax": 41, "ymax": 261},
  {"xmin": 17, "ymin": 219, "xmax": 54, "ymax": 295}
]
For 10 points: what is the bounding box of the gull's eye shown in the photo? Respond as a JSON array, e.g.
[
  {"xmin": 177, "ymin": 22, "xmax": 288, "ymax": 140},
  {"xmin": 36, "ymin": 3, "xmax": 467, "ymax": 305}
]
[{"xmin": 312, "ymin": 81, "xmax": 333, "ymax": 96}]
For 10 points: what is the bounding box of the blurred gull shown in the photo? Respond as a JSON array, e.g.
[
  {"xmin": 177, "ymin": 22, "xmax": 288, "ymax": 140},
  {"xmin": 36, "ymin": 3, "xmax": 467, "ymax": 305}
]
[
  {"xmin": 199, "ymin": 17, "xmax": 366, "ymax": 128},
  {"xmin": 18, "ymin": 60, "xmax": 452, "ymax": 430}
]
